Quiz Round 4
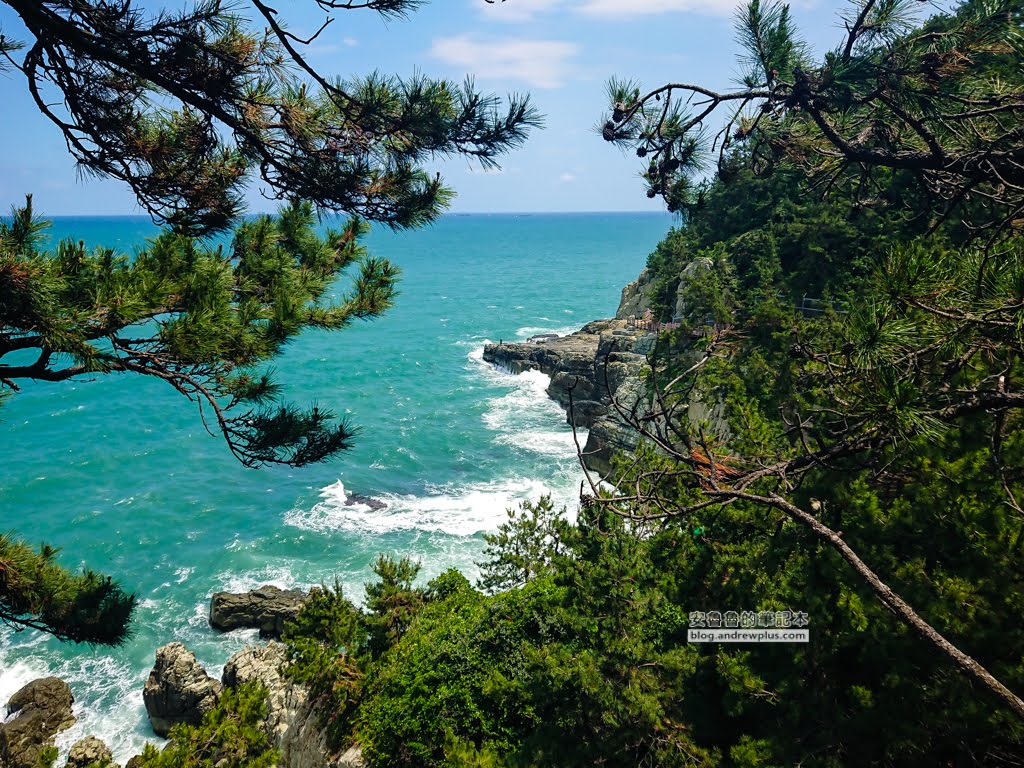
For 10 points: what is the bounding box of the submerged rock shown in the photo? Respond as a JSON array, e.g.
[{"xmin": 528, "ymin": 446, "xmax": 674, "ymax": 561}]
[
  {"xmin": 143, "ymin": 642, "xmax": 222, "ymax": 737},
  {"xmin": 209, "ymin": 585, "xmax": 308, "ymax": 639},
  {"xmin": 0, "ymin": 677, "xmax": 76, "ymax": 768}
]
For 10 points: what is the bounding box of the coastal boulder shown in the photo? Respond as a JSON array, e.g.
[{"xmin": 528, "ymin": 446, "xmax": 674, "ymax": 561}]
[
  {"xmin": 143, "ymin": 642, "xmax": 222, "ymax": 737},
  {"xmin": 0, "ymin": 677, "xmax": 76, "ymax": 768},
  {"xmin": 65, "ymin": 736, "xmax": 115, "ymax": 768},
  {"xmin": 209, "ymin": 585, "xmax": 308, "ymax": 638}
]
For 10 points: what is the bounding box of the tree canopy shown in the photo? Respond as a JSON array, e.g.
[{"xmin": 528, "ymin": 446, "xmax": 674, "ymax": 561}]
[
  {"xmin": 594, "ymin": 0, "xmax": 1024, "ymax": 722},
  {"xmin": 604, "ymin": 0, "xmax": 1024, "ymax": 235},
  {"xmin": 0, "ymin": 0, "xmax": 539, "ymax": 235}
]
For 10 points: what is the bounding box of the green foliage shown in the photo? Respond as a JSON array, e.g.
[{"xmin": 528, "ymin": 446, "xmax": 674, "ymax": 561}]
[
  {"xmin": 135, "ymin": 681, "xmax": 277, "ymax": 768},
  {"xmin": 347, "ymin": 509, "xmax": 723, "ymax": 768},
  {"xmin": 281, "ymin": 581, "xmax": 365, "ymax": 748},
  {"xmin": 0, "ymin": 532, "xmax": 134, "ymax": 645},
  {"xmin": 364, "ymin": 555, "xmax": 426, "ymax": 658},
  {"xmin": 605, "ymin": 0, "xmax": 1024, "ymax": 235},
  {"xmin": 477, "ymin": 495, "xmax": 566, "ymax": 593},
  {"xmin": 1, "ymin": 197, "xmax": 395, "ymax": 467},
  {"xmin": 33, "ymin": 745, "xmax": 58, "ymax": 768},
  {"xmin": 280, "ymin": 558, "xmax": 428, "ymax": 753}
]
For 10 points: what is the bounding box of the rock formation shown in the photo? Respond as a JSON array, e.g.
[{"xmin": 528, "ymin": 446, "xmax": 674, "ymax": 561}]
[
  {"xmin": 65, "ymin": 736, "xmax": 115, "ymax": 768},
  {"xmin": 143, "ymin": 642, "xmax": 222, "ymax": 737},
  {"xmin": 221, "ymin": 642, "xmax": 363, "ymax": 768},
  {"xmin": 616, "ymin": 267, "xmax": 654, "ymax": 320},
  {"xmin": 209, "ymin": 585, "xmax": 308, "ymax": 638},
  {"xmin": 483, "ymin": 319, "xmax": 655, "ymax": 476},
  {"xmin": 0, "ymin": 677, "xmax": 76, "ymax": 768}
]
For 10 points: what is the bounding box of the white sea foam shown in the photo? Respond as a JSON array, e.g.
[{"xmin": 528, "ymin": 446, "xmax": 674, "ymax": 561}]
[
  {"xmin": 0, "ymin": 635, "xmax": 150, "ymax": 765},
  {"xmin": 51, "ymin": 655, "xmax": 148, "ymax": 766},
  {"xmin": 481, "ymin": 369, "xmax": 555, "ymax": 429},
  {"xmin": 285, "ymin": 476, "xmax": 553, "ymax": 537},
  {"xmin": 0, "ymin": 657, "xmax": 46, "ymax": 721},
  {"xmin": 479, "ymin": 369, "xmax": 587, "ymax": 455},
  {"xmin": 210, "ymin": 564, "xmax": 310, "ymax": 598},
  {"xmin": 512, "ymin": 323, "xmax": 582, "ymax": 340}
]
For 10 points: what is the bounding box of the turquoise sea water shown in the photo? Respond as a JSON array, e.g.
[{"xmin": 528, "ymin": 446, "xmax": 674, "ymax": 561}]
[{"xmin": 0, "ymin": 212, "xmax": 671, "ymax": 761}]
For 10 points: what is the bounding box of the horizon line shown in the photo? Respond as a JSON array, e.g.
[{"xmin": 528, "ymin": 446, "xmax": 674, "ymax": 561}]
[{"xmin": 34, "ymin": 209, "xmax": 674, "ymax": 219}]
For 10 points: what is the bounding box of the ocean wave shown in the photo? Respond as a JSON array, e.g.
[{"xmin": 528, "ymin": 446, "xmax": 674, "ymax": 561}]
[
  {"xmin": 514, "ymin": 325, "xmax": 580, "ymax": 339},
  {"xmin": 465, "ymin": 346, "xmax": 589, "ymax": 460},
  {"xmin": 208, "ymin": 564, "xmax": 311, "ymax": 599},
  {"xmin": 284, "ymin": 477, "xmax": 554, "ymax": 537},
  {"xmin": 481, "ymin": 370, "xmax": 557, "ymax": 429},
  {"xmin": 0, "ymin": 635, "xmax": 149, "ymax": 766},
  {"xmin": 495, "ymin": 428, "xmax": 581, "ymax": 457}
]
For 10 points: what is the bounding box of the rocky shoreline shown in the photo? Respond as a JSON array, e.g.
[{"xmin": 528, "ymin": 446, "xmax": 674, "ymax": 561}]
[
  {"xmin": 0, "ymin": 586, "xmax": 360, "ymax": 768},
  {"xmin": 482, "ymin": 318, "xmax": 656, "ymax": 477}
]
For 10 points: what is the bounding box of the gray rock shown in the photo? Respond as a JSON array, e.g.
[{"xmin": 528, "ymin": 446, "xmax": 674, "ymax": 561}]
[
  {"xmin": 674, "ymin": 256, "xmax": 714, "ymax": 322},
  {"xmin": 65, "ymin": 736, "xmax": 115, "ymax": 768},
  {"xmin": 143, "ymin": 642, "xmax": 222, "ymax": 737},
  {"xmin": 0, "ymin": 677, "xmax": 76, "ymax": 768},
  {"xmin": 483, "ymin": 319, "xmax": 658, "ymax": 477},
  {"xmin": 222, "ymin": 642, "xmax": 299, "ymax": 748},
  {"xmin": 209, "ymin": 585, "xmax": 308, "ymax": 638},
  {"xmin": 336, "ymin": 745, "xmax": 365, "ymax": 767},
  {"xmin": 222, "ymin": 642, "xmax": 360, "ymax": 768},
  {"xmin": 616, "ymin": 267, "xmax": 654, "ymax": 320},
  {"xmin": 583, "ymin": 374, "xmax": 649, "ymax": 476}
]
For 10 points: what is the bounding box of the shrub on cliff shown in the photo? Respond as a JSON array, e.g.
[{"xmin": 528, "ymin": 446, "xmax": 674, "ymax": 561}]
[{"xmin": 135, "ymin": 680, "xmax": 277, "ymax": 768}]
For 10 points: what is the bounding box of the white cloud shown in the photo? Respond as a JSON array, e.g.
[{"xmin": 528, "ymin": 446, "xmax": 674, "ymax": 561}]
[
  {"xmin": 579, "ymin": 0, "xmax": 742, "ymax": 17},
  {"xmin": 476, "ymin": 0, "xmax": 559, "ymax": 23},
  {"xmin": 430, "ymin": 35, "xmax": 578, "ymax": 89},
  {"xmin": 559, "ymin": 172, "xmax": 576, "ymax": 183},
  {"xmin": 343, "ymin": 37, "xmax": 358, "ymax": 47}
]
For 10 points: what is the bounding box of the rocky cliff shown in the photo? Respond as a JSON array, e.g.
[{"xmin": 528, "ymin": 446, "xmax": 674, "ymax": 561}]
[
  {"xmin": 134, "ymin": 588, "xmax": 362, "ymax": 768},
  {"xmin": 482, "ymin": 318, "xmax": 658, "ymax": 477}
]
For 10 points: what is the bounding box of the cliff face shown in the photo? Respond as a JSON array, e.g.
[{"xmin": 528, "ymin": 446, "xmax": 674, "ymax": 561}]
[
  {"xmin": 615, "ymin": 268, "xmax": 654, "ymax": 320},
  {"xmin": 483, "ymin": 318, "xmax": 657, "ymax": 477}
]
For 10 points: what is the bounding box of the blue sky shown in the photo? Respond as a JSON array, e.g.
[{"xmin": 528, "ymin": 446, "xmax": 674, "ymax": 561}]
[{"xmin": 0, "ymin": 1, "xmax": 928, "ymax": 216}]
